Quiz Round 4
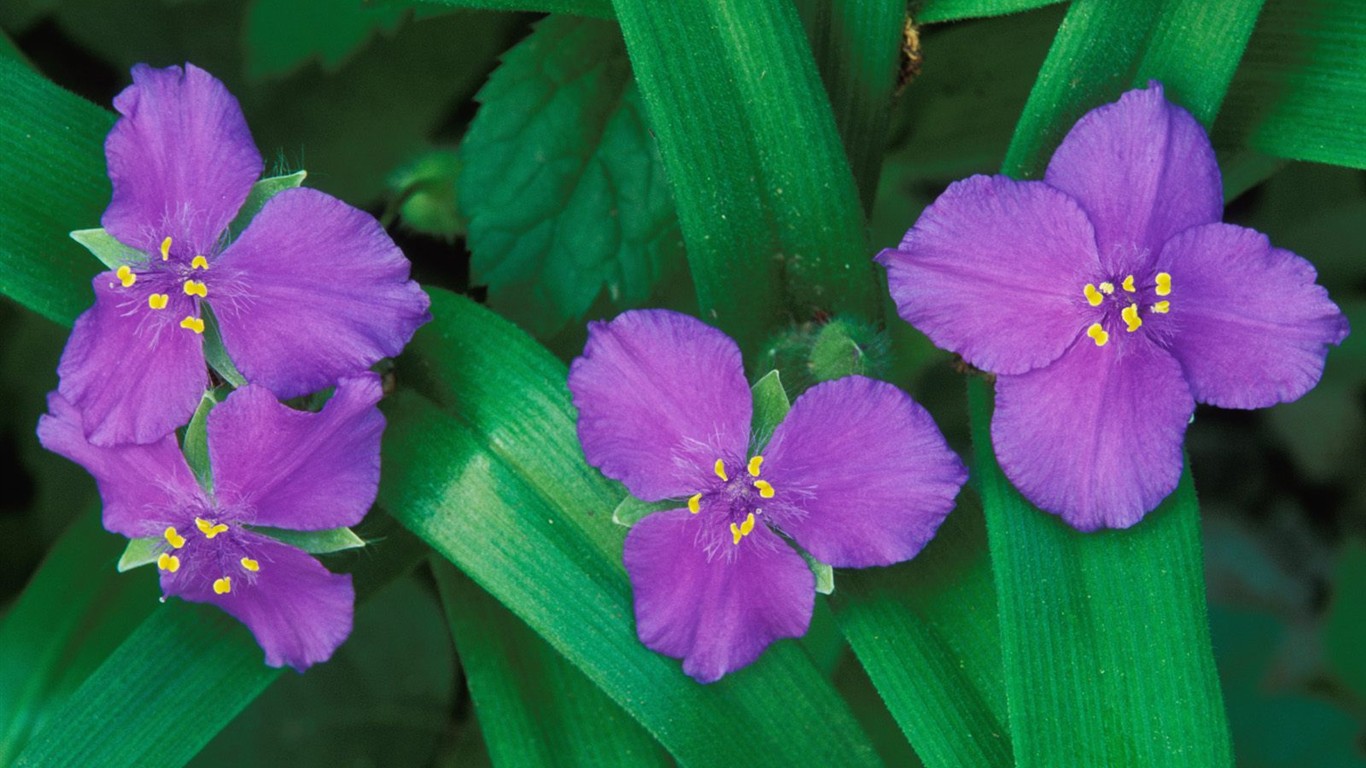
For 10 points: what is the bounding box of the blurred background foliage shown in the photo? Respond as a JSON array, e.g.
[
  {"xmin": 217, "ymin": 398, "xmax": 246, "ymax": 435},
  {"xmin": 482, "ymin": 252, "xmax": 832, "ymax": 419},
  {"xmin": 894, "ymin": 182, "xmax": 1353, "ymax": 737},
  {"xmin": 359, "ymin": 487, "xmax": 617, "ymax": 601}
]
[{"xmin": 0, "ymin": 0, "xmax": 1362, "ymax": 765}]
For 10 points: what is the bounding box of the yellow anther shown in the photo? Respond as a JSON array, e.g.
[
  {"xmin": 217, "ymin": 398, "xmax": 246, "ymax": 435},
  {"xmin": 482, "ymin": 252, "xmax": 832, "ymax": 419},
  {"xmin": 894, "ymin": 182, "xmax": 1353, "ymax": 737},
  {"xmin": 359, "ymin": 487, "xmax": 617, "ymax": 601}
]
[
  {"xmin": 1122, "ymin": 275, "xmax": 1136, "ymax": 292},
  {"xmin": 116, "ymin": 265, "xmax": 136, "ymax": 288},
  {"xmin": 191, "ymin": 255, "xmax": 210, "ymax": 270},
  {"xmin": 1086, "ymin": 323, "xmax": 1110, "ymax": 347},
  {"xmin": 1152, "ymin": 301, "xmax": 1171, "ymax": 314},
  {"xmin": 747, "ymin": 456, "xmax": 764, "ymax": 477},
  {"xmin": 157, "ymin": 553, "xmax": 180, "ymax": 573},
  {"xmin": 240, "ymin": 557, "xmax": 260, "ymax": 573},
  {"xmin": 159, "ymin": 236, "xmax": 172, "ymax": 261},
  {"xmin": 1083, "ymin": 283, "xmax": 1103, "ymax": 307},
  {"xmin": 731, "ymin": 513, "xmax": 757, "ymax": 545},
  {"xmin": 164, "ymin": 526, "xmax": 186, "ymax": 549},
  {"xmin": 179, "ymin": 316, "xmax": 205, "ymax": 334},
  {"xmin": 148, "ymin": 293, "xmax": 169, "ymax": 310},
  {"xmin": 1155, "ymin": 272, "xmax": 1172, "ymax": 296},
  {"xmin": 688, "ymin": 493, "xmax": 702, "ymax": 514},
  {"xmin": 1122, "ymin": 303, "xmax": 1143, "ymax": 332},
  {"xmin": 195, "ymin": 517, "xmax": 228, "ymax": 539},
  {"xmin": 182, "ymin": 280, "xmax": 207, "ymax": 298},
  {"xmin": 754, "ymin": 480, "xmax": 775, "ymax": 499},
  {"xmin": 714, "ymin": 459, "xmax": 728, "ymax": 482},
  {"xmin": 1099, "ymin": 282, "xmax": 1115, "ymax": 295},
  {"xmin": 730, "ymin": 522, "xmax": 742, "ymax": 545},
  {"xmin": 213, "ymin": 577, "xmax": 232, "ymax": 595}
]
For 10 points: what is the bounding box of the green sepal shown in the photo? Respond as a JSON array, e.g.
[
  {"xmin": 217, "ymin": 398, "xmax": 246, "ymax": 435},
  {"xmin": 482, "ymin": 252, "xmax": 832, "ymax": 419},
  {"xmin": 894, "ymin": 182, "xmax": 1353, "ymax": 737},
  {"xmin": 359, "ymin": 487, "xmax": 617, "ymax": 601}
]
[
  {"xmin": 750, "ymin": 369, "xmax": 791, "ymax": 448},
  {"xmin": 250, "ymin": 526, "xmax": 367, "ymax": 554},
  {"xmin": 227, "ymin": 170, "xmax": 307, "ymax": 237},
  {"xmin": 201, "ymin": 304, "xmax": 247, "ymax": 388},
  {"xmin": 182, "ymin": 387, "xmax": 224, "ymax": 492},
  {"xmin": 800, "ymin": 549, "xmax": 835, "ymax": 595},
  {"xmin": 116, "ymin": 537, "xmax": 161, "ymax": 573},
  {"xmin": 808, "ymin": 318, "xmax": 890, "ymax": 383},
  {"xmin": 69, "ymin": 228, "xmax": 145, "ymax": 271},
  {"xmin": 610, "ymin": 495, "xmax": 676, "ymax": 527}
]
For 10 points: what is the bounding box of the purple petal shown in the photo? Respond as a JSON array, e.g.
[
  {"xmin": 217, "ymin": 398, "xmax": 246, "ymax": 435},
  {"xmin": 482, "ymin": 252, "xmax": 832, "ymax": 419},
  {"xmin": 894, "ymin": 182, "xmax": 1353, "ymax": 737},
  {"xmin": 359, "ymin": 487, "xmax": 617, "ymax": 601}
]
[
  {"xmin": 761, "ymin": 376, "xmax": 966, "ymax": 567},
  {"xmin": 103, "ymin": 63, "xmax": 262, "ymax": 256},
  {"xmin": 623, "ymin": 509, "xmax": 813, "ymax": 683},
  {"xmin": 1044, "ymin": 83, "xmax": 1222, "ymax": 270},
  {"xmin": 992, "ymin": 337, "xmax": 1194, "ymax": 530},
  {"xmin": 569, "ymin": 310, "xmax": 752, "ymax": 501},
  {"xmin": 167, "ymin": 535, "xmax": 353, "ymax": 671},
  {"xmin": 877, "ymin": 175, "xmax": 1101, "ymax": 375},
  {"xmin": 56, "ymin": 274, "xmax": 207, "ymax": 446},
  {"xmin": 1157, "ymin": 223, "xmax": 1350, "ymax": 409},
  {"xmin": 36, "ymin": 392, "xmax": 201, "ymax": 538},
  {"xmin": 208, "ymin": 374, "xmax": 384, "ymax": 530},
  {"xmin": 212, "ymin": 188, "xmax": 431, "ymax": 399}
]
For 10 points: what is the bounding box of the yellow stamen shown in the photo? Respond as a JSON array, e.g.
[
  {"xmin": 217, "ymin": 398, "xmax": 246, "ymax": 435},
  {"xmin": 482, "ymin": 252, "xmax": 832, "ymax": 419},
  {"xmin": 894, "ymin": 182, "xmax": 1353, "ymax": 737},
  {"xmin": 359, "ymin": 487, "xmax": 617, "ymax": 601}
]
[
  {"xmin": 159, "ymin": 236, "xmax": 172, "ymax": 261},
  {"xmin": 1122, "ymin": 275, "xmax": 1136, "ymax": 293},
  {"xmin": 747, "ymin": 456, "xmax": 764, "ymax": 477},
  {"xmin": 157, "ymin": 553, "xmax": 180, "ymax": 573},
  {"xmin": 1122, "ymin": 303, "xmax": 1143, "ymax": 332},
  {"xmin": 213, "ymin": 577, "xmax": 232, "ymax": 595},
  {"xmin": 1083, "ymin": 283, "xmax": 1103, "ymax": 307},
  {"xmin": 754, "ymin": 480, "xmax": 775, "ymax": 499},
  {"xmin": 1086, "ymin": 323, "xmax": 1109, "ymax": 347},
  {"xmin": 182, "ymin": 280, "xmax": 207, "ymax": 298},
  {"xmin": 730, "ymin": 522, "xmax": 742, "ymax": 545},
  {"xmin": 164, "ymin": 526, "xmax": 186, "ymax": 549},
  {"xmin": 1152, "ymin": 301, "xmax": 1171, "ymax": 314},
  {"xmin": 191, "ymin": 255, "xmax": 210, "ymax": 270},
  {"xmin": 148, "ymin": 293, "xmax": 169, "ymax": 310},
  {"xmin": 240, "ymin": 557, "xmax": 260, "ymax": 572},
  {"xmin": 116, "ymin": 265, "xmax": 136, "ymax": 288},
  {"xmin": 179, "ymin": 316, "xmax": 205, "ymax": 334},
  {"xmin": 1155, "ymin": 272, "xmax": 1171, "ymax": 296},
  {"xmin": 714, "ymin": 459, "xmax": 728, "ymax": 482},
  {"xmin": 731, "ymin": 512, "xmax": 758, "ymax": 545},
  {"xmin": 688, "ymin": 493, "xmax": 702, "ymax": 514},
  {"xmin": 195, "ymin": 517, "xmax": 229, "ymax": 539},
  {"xmin": 1099, "ymin": 282, "xmax": 1115, "ymax": 295}
]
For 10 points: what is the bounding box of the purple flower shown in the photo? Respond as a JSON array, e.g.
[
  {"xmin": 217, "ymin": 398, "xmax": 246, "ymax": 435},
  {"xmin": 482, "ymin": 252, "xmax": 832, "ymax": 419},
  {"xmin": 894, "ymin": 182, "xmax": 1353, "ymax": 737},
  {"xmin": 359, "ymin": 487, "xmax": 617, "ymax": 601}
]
[
  {"xmin": 37, "ymin": 373, "xmax": 386, "ymax": 670},
  {"xmin": 57, "ymin": 63, "xmax": 430, "ymax": 446},
  {"xmin": 877, "ymin": 83, "xmax": 1349, "ymax": 531},
  {"xmin": 569, "ymin": 310, "xmax": 966, "ymax": 682}
]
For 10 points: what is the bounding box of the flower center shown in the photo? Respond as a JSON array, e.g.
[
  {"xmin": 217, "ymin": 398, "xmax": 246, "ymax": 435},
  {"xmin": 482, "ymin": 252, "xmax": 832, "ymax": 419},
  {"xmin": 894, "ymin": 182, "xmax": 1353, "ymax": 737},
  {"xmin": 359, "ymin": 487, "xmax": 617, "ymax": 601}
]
[
  {"xmin": 113, "ymin": 234, "xmax": 213, "ymax": 336},
  {"xmin": 1080, "ymin": 271, "xmax": 1172, "ymax": 346},
  {"xmin": 156, "ymin": 514, "xmax": 262, "ymax": 595},
  {"xmin": 687, "ymin": 455, "xmax": 776, "ymax": 545}
]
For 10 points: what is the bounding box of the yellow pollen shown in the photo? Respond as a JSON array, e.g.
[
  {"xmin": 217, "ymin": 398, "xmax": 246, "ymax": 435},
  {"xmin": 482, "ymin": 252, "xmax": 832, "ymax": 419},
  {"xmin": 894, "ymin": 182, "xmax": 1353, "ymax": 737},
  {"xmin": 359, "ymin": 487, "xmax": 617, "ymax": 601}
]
[
  {"xmin": 191, "ymin": 255, "xmax": 210, "ymax": 270},
  {"xmin": 1099, "ymin": 282, "xmax": 1115, "ymax": 295},
  {"xmin": 240, "ymin": 557, "xmax": 260, "ymax": 573},
  {"xmin": 182, "ymin": 280, "xmax": 207, "ymax": 298},
  {"xmin": 213, "ymin": 577, "xmax": 232, "ymax": 595},
  {"xmin": 164, "ymin": 526, "xmax": 186, "ymax": 549},
  {"xmin": 1122, "ymin": 303, "xmax": 1143, "ymax": 332},
  {"xmin": 747, "ymin": 456, "xmax": 764, "ymax": 477},
  {"xmin": 1152, "ymin": 301, "xmax": 1171, "ymax": 314},
  {"xmin": 195, "ymin": 517, "xmax": 229, "ymax": 539},
  {"xmin": 179, "ymin": 316, "xmax": 205, "ymax": 334},
  {"xmin": 1083, "ymin": 283, "xmax": 1103, "ymax": 307},
  {"xmin": 754, "ymin": 479, "xmax": 775, "ymax": 499},
  {"xmin": 159, "ymin": 236, "xmax": 172, "ymax": 261},
  {"xmin": 1122, "ymin": 275, "xmax": 1136, "ymax": 292},
  {"xmin": 730, "ymin": 512, "xmax": 757, "ymax": 545},
  {"xmin": 116, "ymin": 265, "xmax": 136, "ymax": 288},
  {"xmin": 688, "ymin": 493, "xmax": 702, "ymax": 514},
  {"xmin": 714, "ymin": 459, "xmax": 728, "ymax": 482},
  {"xmin": 1087, "ymin": 323, "xmax": 1110, "ymax": 347},
  {"xmin": 1155, "ymin": 272, "xmax": 1172, "ymax": 296},
  {"xmin": 157, "ymin": 553, "xmax": 180, "ymax": 573},
  {"xmin": 148, "ymin": 293, "xmax": 169, "ymax": 310}
]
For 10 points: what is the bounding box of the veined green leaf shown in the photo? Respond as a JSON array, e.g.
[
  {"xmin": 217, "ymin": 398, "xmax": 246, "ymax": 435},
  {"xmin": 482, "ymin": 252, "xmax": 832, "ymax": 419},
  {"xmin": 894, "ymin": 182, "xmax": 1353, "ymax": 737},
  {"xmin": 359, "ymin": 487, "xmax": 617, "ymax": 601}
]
[
  {"xmin": 435, "ymin": 560, "xmax": 670, "ymax": 767},
  {"xmin": 460, "ymin": 16, "xmax": 685, "ymax": 337},
  {"xmin": 914, "ymin": 0, "xmax": 1065, "ymax": 24}
]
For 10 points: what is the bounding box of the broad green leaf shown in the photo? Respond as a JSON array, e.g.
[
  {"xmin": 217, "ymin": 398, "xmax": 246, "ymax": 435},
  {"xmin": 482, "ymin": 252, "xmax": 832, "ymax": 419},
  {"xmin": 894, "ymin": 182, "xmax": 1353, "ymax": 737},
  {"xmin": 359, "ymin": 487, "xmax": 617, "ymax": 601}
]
[
  {"xmin": 381, "ymin": 288, "xmax": 882, "ymax": 767},
  {"xmin": 460, "ymin": 16, "xmax": 685, "ymax": 337},
  {"xmin": 251, "ymin": 526, "xmax": 368, "ymax": 555},
  {"xmin": 245, "ymin": 0, "xmax": 405, "ymax": 80},
  {"xmin": 914, "ymin": 0, "xmax": 1065, "ymax": 24},
  {"xmin": 0, "ymin": 56, "xmax": 112, "ymax": 326},
  {"xmin": 226, "ymin": 171, "xmax": 308, "ymax": 238},
  {"xmin": 434, "ymin": 561, "xmax": 669, "ymax": 767},
  {"xmin": 69, "ymin": 229, "xmax": 144, "ymax": 271},
  {"xmin": 390, "ymin": 0, "xmax": 611, "ymax": 18},
  {"xmin": 386, "ymin": 149, "xmax": 464, "ymax": 240},
  {"xmin": 611, "ymin": 0, "xmax": 879, "ymax": 350}
]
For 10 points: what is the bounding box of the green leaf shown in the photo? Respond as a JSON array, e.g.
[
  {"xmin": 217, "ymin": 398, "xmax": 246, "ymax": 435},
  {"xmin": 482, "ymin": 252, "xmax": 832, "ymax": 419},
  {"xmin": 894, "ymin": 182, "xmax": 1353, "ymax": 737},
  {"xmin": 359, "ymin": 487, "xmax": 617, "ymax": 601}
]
[
  {"xmin": 389, "ymin": 0, "xmax": 611, "ymax": 18},
  {"xmin": 245, "ymin": 0, "xmax": 405, "ymax": 80},
  {"xmin": 1323, "ymin": 540, "xmax": 1366, "ymax": 702},
  {"xmin": 434, "ymin": 560, "xmax": 670, "ymax": 767},
  {"xmin": 460, "ymin": 16, "xmax": 685, "ymax": 338},
  {"xmin": 226, "ymin": 171, "xmax": 307, "ymax": 238},
  {"xmin": 749, "ymin": 369, "xmax": 791, "ymax": 446},
  {"xmin": 116, "ymin": 537, "xmax": 161, "ymax": 573},
  {"xmin": 382, "ymin": 288, "xmax": 882, "ymax": 767},
  {"xmin": 250, "ymin": 526, "xmax": 368, "ymax": 555},
  {"xmin": 913, "ymin": 0, "xmax": 1065, "ymax": 24},
  {"xmin": 69, "ymin": 228, "xmax": 144, "ymax": 271},
  {"xmin": 0, "ymin": 56, "xmax": 112, "ymax": 326}
]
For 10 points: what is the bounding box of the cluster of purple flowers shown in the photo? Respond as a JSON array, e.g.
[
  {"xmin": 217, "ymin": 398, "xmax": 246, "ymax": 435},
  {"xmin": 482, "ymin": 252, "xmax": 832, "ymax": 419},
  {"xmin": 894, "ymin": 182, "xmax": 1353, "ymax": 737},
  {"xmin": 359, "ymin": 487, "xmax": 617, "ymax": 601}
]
[{"xmin": 38, "ymin": 64, "xmax": 430, "ymax": 670}]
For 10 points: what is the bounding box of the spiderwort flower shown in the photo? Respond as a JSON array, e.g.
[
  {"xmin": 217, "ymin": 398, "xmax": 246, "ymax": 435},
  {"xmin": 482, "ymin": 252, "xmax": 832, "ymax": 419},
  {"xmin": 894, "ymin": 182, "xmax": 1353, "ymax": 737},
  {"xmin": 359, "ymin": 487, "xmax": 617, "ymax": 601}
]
[
  {"xmin": 877, "ymin": 83, "xmax": 1349, "ymax": 531},
  {"xmin": 57, "ymin": 63, "xmax": 430, "ymax": 446},
  {"xmin": 569, "ymin": 310, "xmax": 966, "ymax": 682},
  {"xmin": 37, "ymin": 374, "xmax": 386, "ymax": 670}
]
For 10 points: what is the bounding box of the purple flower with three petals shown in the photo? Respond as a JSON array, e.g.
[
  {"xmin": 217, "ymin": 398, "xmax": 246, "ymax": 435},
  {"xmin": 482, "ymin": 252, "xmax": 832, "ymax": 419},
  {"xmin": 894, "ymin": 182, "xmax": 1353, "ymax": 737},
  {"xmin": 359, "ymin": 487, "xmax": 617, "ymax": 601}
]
[
  {"xmin": 58, "ymin": 63, "xmax": 430, "ymax": 446},
  {"xmin": 878, "ymin": 83, "xmax": 1349, "ymax": 531},
  {"xmin": 38, "ymin": 374, "xmax": 386, "ymax": 670},
  {"xmin": 569, "ymin": 310, "xmax": 966, "ymax": 682}
]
